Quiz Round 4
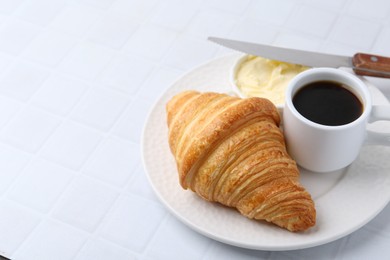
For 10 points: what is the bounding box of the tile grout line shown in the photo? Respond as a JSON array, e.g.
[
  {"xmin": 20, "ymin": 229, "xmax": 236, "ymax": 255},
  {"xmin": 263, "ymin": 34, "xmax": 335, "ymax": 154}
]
[{"xmin": 138, "ymin": 211, "xmax": 171, "ymax": 259}]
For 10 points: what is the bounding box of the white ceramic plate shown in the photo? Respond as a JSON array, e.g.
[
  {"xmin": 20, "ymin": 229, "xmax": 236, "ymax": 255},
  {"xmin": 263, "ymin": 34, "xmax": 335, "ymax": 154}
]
[{"xmin": 141, "ymin": 54, "xmax": 390, "ymax": 251}]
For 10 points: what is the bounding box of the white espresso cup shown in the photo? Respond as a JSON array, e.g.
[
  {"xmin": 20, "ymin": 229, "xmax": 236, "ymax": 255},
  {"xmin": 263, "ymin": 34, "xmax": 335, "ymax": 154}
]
[{"xmin": 283, "ymin": 68, "xmax": 390, "ymax": 172}]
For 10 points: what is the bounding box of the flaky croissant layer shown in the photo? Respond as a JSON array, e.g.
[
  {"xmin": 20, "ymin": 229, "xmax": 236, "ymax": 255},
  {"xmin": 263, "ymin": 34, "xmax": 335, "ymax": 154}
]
[{"xmin": 166, "ymin": 91, "xmax": 316, "ymax": 232}]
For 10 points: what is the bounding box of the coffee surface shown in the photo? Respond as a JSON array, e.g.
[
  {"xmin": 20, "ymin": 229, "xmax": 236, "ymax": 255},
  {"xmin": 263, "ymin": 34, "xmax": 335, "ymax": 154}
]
[{"xmin": 293, "ymin": 81, "xmax": 363, "ymax": 126}]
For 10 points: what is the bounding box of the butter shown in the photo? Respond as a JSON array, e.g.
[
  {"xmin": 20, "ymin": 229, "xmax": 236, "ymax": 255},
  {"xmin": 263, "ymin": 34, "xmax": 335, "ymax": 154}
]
[{"xmin": 234, "ymin": 55, "xmax": 309, "ymax": 105}]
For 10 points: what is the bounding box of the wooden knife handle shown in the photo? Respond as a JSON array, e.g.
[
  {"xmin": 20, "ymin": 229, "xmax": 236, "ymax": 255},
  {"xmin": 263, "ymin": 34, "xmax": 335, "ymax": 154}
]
[{"xmin": 353, "ymin": 53, "xmax": 390, "ymax": 78}]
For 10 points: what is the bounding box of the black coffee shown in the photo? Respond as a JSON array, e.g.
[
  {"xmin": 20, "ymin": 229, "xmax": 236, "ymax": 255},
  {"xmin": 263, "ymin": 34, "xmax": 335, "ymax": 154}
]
[{"xmin": 292, "ymin": 81, "xmax": 363, "ymax": 126}]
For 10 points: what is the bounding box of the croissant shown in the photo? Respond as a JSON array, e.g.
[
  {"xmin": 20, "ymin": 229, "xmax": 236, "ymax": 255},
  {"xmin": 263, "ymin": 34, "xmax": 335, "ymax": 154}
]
[{"xmin": 166, "ymin": 90, "xmax": 316, "ymax": 232}]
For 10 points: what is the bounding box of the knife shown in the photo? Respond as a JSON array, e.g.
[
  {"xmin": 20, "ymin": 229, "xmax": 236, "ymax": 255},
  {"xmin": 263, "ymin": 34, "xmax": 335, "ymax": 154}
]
[{"xmin": 208, "ymin": 36, "xmax": 390, "ymax": 78}]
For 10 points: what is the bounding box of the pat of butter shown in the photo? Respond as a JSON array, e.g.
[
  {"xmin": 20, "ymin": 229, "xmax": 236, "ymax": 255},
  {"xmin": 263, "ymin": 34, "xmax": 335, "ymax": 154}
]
[{"xmin": 235, "ymin": 55, "xmax": 309, "ymax": 105}]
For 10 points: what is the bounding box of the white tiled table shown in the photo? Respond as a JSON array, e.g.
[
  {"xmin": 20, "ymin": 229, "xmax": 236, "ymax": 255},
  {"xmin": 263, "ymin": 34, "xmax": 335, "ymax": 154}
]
[{"xmin": 0, "ymin": 0, "xmax": 389, "ymax": 259}]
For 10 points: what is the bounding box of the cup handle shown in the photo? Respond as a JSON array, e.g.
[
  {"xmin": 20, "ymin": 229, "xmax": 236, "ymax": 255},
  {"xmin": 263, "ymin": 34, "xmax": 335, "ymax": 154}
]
[{"xmin": 366, "ymin": 105, "xmax": 390, "ymax": 146}]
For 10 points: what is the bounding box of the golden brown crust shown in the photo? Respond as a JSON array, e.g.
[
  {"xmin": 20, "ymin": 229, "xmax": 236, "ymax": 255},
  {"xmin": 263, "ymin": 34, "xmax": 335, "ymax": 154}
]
[{"xmin": 166, "ymin": 91, "xmax": 316, "ymax": 232}]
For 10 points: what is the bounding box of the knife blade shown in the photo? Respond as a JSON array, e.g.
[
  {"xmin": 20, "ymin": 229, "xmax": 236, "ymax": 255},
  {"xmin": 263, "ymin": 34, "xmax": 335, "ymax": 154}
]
[{"xmin": 208, "ymin": 36, "xmax": 390, "ymax": 78}]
